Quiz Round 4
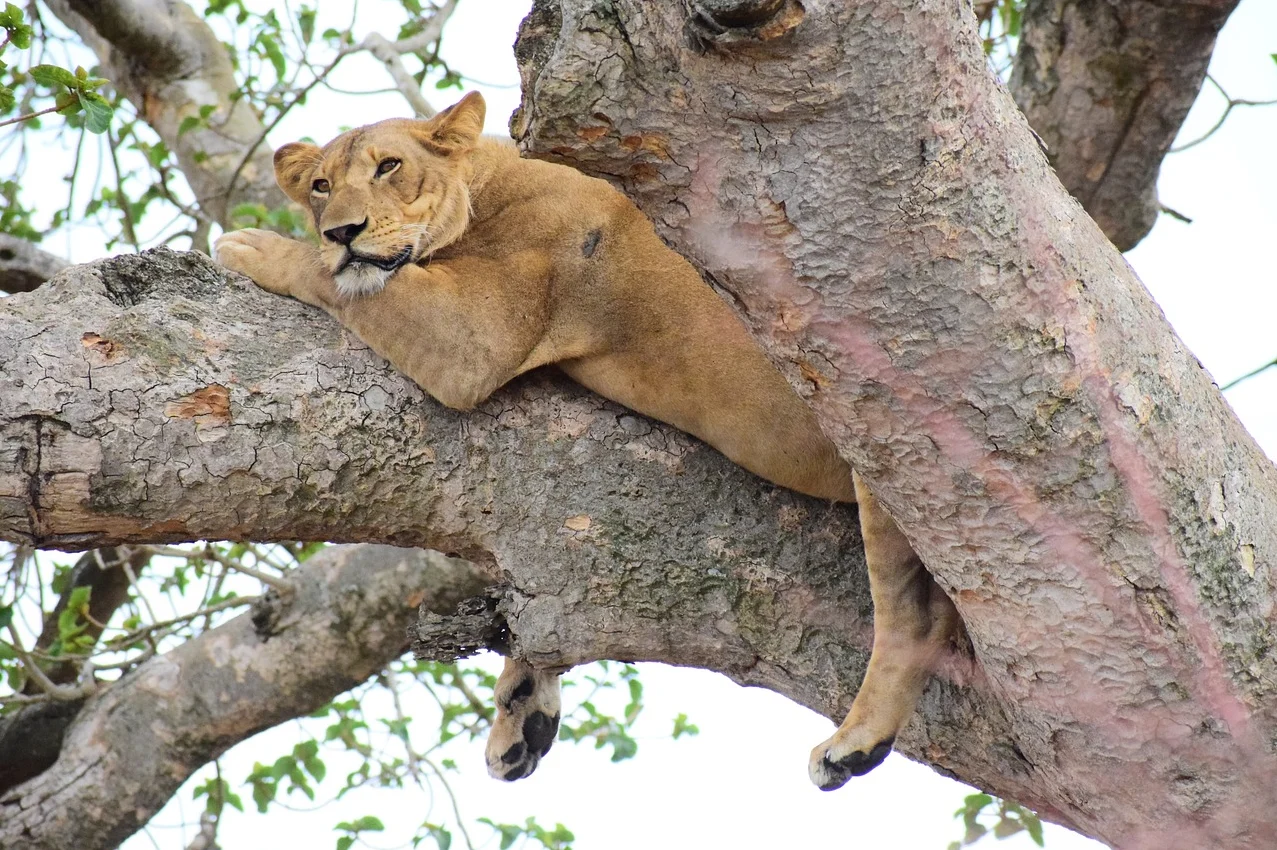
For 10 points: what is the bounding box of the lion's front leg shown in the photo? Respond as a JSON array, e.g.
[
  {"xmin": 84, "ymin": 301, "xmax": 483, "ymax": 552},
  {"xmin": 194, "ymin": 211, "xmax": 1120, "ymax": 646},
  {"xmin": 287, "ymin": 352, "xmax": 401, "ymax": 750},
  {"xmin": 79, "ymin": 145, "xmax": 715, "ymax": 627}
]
[{"xmin": 214, "ymin": 229, "xmax": 337, "ymax": 310}]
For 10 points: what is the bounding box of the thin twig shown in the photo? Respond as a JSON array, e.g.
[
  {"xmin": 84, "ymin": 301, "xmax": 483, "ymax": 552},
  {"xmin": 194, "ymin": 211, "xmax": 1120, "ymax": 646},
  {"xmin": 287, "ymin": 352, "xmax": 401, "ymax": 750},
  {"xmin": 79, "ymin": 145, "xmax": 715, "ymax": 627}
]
[
  {"xmin": 1221, "ymin": 357, "xmax": 1277, "ymax": 392},
  {"xmin": 105, "ymin": 121, "xmax": 140, "ymax": 249},
  {"xmin": 202, "ymin": 544, "xmax": 293, "ymax": 592},
  {"xmin": 222, "ymin": 0, "xmax": 457, "ymax": 206},
  {"xmin": 1171, "ymin": 74, "xmax": 1277, "ymax": 153},
  {"xmin": 421, "ymin": 754, "xmax": 477, "ymax": 850},
  {"xmin": 0, "ymin": 102, "xmax": 67, "ymax": 130},
  {"xmin": 102, "ymin": 595, "xmax": 258, "ymax": 652}
]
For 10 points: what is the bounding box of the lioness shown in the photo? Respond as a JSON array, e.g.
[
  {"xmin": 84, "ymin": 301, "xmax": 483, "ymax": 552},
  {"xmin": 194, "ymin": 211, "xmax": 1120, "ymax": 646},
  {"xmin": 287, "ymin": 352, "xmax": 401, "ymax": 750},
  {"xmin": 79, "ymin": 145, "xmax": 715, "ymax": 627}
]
[{"xmin": 214, "ymin": 92, "xmax": 959, "ymax": 791}]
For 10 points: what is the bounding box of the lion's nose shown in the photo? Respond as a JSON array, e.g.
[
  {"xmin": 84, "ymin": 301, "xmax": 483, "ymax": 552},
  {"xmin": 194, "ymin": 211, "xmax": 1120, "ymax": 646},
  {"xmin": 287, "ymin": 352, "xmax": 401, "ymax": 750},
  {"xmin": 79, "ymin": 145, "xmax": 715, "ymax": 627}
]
[{"xmin": 323, "ymin": 220, "xmax": 367, "ymax": 246}]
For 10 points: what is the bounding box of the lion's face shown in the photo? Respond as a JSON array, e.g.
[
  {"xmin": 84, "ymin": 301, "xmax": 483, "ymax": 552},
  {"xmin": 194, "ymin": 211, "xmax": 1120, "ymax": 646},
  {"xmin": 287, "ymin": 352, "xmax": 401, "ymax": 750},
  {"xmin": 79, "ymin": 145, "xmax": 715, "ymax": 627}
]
[{"xmin": 272, "ymin": 92, "xmax": 486, "ymax": 297}]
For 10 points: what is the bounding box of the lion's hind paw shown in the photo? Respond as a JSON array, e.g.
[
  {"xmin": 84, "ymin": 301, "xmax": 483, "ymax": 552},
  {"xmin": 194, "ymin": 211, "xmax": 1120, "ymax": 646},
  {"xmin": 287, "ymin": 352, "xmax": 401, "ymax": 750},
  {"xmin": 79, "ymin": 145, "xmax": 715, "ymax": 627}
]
[
  {"xmin": 808, "ymin": 733, "xmax": 895, "ymax": 791},
  {"xmin": 485, "ymin": 660, "xmax": 561, "ymax": 782}
]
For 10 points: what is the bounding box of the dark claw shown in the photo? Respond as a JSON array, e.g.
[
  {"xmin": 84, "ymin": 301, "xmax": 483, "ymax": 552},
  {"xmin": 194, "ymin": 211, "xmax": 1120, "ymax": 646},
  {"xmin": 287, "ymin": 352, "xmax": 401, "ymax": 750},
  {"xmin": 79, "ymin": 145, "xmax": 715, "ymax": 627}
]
[{"xmin": 818, "ymin": 737, "xmax": 895, "ymax": 791}]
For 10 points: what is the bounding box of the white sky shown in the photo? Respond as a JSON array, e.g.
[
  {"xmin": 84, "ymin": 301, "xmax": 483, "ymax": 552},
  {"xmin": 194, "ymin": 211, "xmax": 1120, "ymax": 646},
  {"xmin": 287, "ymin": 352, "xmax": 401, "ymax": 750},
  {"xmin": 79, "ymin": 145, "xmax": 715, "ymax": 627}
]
[{"xmin": 8, "ymin": 0, "xmax": 1273, "ymax": 848}]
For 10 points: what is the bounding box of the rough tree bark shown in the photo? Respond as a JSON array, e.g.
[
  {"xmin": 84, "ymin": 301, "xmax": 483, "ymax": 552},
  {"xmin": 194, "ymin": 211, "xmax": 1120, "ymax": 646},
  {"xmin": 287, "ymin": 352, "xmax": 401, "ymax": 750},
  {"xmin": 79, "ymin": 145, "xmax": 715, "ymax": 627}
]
[
  {"xmin": 508, "ymin": 1, "xmax": 1277, "ymax": 847},
  {"xmin": 1009, "ymin": 0, "xmax": 1239, "ymax": 249},
  {"xmin": 1, "ymin": 2, "xmax": 1273, "ymax": 850}
]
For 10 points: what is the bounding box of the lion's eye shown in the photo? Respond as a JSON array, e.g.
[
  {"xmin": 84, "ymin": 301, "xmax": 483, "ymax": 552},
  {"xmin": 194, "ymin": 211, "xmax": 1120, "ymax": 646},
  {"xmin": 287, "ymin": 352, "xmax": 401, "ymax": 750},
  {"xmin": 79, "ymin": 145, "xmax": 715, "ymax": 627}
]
[
  {"xmin": 312, "ymin": 178, "xmax": 330, "ymax": 194},
  {"xmin": 375, "ymin": 158, "xmax": 401, "ymax": 177}
]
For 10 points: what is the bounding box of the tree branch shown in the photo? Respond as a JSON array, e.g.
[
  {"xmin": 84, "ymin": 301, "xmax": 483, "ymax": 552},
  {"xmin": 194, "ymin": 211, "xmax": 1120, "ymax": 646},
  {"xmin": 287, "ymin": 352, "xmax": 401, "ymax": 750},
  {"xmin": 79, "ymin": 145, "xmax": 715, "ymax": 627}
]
[
  {"xmin": 0, "ymin": 235, "xmax": 68, "ymax": 294},
  {"xmin": 43, "ymin": 0, "xmax": 287, "ymax": 227},
  {"xmin": 359, "ymin": 0, "xmax": 460, "ymax": 118},
  {"xmin": 1009, "ymin": 0, "xmax": 1240, "ymax": 250},
  {"xmin": 0, "ymin": 544, "xmax": 491, "ymax": 850}
]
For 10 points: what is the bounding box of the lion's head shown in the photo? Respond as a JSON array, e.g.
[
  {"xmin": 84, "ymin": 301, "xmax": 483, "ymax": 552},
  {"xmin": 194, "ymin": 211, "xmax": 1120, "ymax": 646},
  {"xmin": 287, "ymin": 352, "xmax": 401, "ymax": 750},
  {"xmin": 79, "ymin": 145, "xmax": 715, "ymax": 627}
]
[{"xmin": 273, "ymin": 91, "xmax": 486, "ymax": 297}]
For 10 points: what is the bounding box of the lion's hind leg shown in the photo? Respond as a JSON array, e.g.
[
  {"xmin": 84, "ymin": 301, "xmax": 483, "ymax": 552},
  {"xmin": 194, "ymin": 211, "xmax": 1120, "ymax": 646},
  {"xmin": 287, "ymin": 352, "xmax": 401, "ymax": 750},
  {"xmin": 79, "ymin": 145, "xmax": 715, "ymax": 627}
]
[
  {"xmin": 485, "ymin": 658, "xmax": 562, "ymax": 781},
  {"xmin": 808, "ymin": 471, "xmax": 960, "ymax": 791}
]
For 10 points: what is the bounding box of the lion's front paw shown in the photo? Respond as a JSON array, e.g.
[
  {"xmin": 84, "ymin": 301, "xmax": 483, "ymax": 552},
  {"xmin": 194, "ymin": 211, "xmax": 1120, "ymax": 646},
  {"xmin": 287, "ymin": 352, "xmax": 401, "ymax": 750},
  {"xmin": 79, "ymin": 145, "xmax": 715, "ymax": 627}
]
[
  {"xmin": 485, "ymin": 660, "xmax": 561, "ymax": 782},
  {"xmin": 214, "ymin": 228, "xmax": 301, "ymax": 297},
  {"xmin": 808, "ymin": 729, "xmax": 895, "ymax": 791}
]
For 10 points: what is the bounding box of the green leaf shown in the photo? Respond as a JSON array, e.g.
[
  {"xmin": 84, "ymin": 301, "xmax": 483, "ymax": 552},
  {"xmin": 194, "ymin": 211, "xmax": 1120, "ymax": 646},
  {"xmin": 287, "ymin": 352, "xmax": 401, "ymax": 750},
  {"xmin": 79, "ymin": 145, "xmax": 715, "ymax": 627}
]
[
  {"xmin": 298, "ymin": 6, "xmax": 316, "ymax": 45},
  {"xmin": 671, "ymin": 712, "xmax": 699, "ymax": 739},
  {"xmin": 178, "ymin": 115, "xmax": 202, "ymax": 136},
  {"xmin": 258, "ymin": 33, "xmax": 286, "ymax": 80},
  {"xmin": 79, "ymin": 92, "xmax": 112, "ymax": 134},
  {"xmin": 1, "ymin": 3, "xmax": 31, "ymax": 48},
  {"xmin": 993, "ymin": 818, "xmax": 1023, "ymax": 838},
  {"xmin": 336, "ymin": 838, "xmax": 354, "ymax": 850},
  {"xmin": 30, "ymin": 64, "xmax": 78, "ymax": 89},
  {"xmin": 0, "ymin": 605, "xmax": 13, "ymax": 630},
  {"xmin": 1024, "ymin": 812, "xmax": 1045, "ymax": 846},
  {"xmin": 421, "ymin": 824, "xmax": 451, "ymax": 850}
]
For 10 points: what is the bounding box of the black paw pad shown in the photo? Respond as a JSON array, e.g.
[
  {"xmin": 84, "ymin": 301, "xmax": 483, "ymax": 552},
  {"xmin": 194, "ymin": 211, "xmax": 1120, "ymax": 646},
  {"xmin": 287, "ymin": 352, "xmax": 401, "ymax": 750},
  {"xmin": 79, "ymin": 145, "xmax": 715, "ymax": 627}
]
[
  {"xmin": 499, "ymin": 742, "xmax": 527, "ymax": 765},
  {"xmin": 523, "ymin": 711, "xmax": 560, "ymax": 757},
  {"xmin": 498, "ymin": 756, "xmax": 536, "ymax": 782},
  {"xmin": 501, "ymin": 676, "xmax": 535, "ymax": 710},
  {"xmin": 818, "ymin": 737, "xmax": 895, "ymax": 791}
]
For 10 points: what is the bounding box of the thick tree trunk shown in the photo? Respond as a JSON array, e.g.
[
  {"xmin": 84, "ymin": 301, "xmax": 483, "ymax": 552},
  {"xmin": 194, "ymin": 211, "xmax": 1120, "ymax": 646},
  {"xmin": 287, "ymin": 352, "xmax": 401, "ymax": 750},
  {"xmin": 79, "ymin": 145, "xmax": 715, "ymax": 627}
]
[
  {"xmin": 509, "ymin": 1, "xmax": 1277, "ymax": 847},
  {"xmin": 2, "ymin": 2, "xmax": 1274, "ymax": 848}
]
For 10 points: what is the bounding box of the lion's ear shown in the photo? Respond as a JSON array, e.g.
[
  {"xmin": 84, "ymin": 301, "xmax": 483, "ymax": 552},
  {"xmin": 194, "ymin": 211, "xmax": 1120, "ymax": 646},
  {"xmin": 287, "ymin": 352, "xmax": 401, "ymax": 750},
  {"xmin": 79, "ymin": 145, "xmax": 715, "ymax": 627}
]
[
  {"xmin": 274, "ymin": 142, "xmax": 323, "ymax": 205},
  {"xmin": 416, "ymin": 91, "xmax": 486, "ymax": 154}
]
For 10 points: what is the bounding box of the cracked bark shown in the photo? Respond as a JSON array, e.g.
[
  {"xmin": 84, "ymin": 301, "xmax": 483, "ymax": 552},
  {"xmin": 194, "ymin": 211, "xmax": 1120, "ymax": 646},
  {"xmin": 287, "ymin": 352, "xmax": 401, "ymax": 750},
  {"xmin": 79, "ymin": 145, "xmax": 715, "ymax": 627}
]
[
  {"xmin": 0, "ymin": 543, "xmax": 490, "ymax": 850},
  {"xmin": 1009, "ymin": 0, "xmax": 1240, "ymax": 249},
  {"xmin": 507, "ymin": 1, "xmax": 1277, "ymax": 847},
  {"xmin": 0, "ymin": 249, "xmax": 917, "ymax": 847}
]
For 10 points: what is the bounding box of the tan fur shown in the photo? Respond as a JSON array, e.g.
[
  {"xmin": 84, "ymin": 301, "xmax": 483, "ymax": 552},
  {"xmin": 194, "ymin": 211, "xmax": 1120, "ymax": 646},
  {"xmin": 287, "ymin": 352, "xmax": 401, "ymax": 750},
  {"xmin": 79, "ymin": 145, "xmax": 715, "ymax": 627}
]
[{"xmin": 214, "ymin": 92, "xmax": 959, "ymax": 790}]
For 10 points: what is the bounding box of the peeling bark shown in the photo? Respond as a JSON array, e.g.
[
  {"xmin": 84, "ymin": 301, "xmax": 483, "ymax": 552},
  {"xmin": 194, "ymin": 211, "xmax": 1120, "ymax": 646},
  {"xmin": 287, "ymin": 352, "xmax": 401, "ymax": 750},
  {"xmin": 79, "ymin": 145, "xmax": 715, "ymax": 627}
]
[
  {"xmin": 1010, "ymin": 0, "xmax": 1239, "ymax": 249},
  {"xmin": 510, "ymin": 2, "xmax": 1277, "ymax": 846},
  {"xmin": 0, "ymin": 544, "xmax": 490, "ymax": 850}
]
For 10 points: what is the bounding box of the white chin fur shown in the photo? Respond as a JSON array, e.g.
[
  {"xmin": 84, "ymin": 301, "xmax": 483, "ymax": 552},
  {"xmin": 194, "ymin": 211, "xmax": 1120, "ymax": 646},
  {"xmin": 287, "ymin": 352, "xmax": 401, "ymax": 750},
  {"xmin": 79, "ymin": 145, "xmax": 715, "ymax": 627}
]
[{"xmin": 334, "ymin": 263, "xmax": 394, "ymax": 298}]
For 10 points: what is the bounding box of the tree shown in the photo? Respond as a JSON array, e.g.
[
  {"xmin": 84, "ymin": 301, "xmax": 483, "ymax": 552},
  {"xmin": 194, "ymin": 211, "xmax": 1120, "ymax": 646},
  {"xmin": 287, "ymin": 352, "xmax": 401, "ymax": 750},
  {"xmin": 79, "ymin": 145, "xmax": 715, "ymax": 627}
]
[{"xmin": 2, "ymin": 1, "xmax": 1275, "ymax": 849}]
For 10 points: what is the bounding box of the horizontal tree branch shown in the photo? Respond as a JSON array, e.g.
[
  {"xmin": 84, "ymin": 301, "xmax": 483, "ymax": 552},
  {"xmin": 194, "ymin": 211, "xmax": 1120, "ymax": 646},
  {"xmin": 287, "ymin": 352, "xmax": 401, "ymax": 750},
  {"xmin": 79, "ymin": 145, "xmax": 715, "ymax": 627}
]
[
  {"xmin": 0, "ymin": 543, "xmax": 491, "ymax": 850},
  {"xmin": 0, "ymin": 248, "xmax": 1021, "ymax": 827}
]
